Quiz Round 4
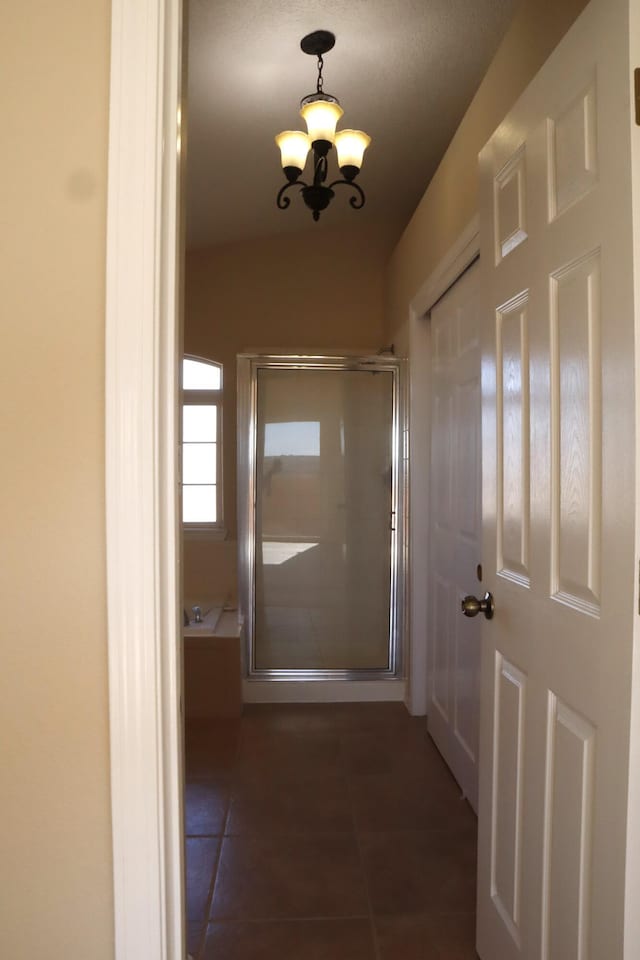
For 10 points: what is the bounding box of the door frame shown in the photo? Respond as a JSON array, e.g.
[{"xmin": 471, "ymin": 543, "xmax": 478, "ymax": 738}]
[
  {"xmin": 407, "ymin": 217, "xmax": 479, "ymax": 715},
  {"xmin": 105, "ymin": 1, "xmax": 184, "ymax": 959}
]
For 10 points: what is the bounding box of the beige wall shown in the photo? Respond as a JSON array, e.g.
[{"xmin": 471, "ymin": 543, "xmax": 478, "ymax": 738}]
[
  {"xmin": 1, "ymin": 4, "xmax": 114, "ymax": 958},
  {"xmin": 384, "ymin": 0, "xmax": 589, "ymax": 347},
  {"xmin": 184, "ymin": 221, "xmax": 394, "ymax": 601}
]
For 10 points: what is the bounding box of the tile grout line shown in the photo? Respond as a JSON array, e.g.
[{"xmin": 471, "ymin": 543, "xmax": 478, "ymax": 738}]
[
  {"xmin": 192, "ymin": 721, "xmax": 243, "ymax": 960},
  {"xmin": 339, "ymin": 730, "xmax": 383, "ymax": 960},
  {"xmin": 200, "ymin": 913, "xmax": 371, "ymax": 925}
]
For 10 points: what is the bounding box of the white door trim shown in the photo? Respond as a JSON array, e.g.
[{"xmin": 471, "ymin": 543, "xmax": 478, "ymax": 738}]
[
  {"xmin": 105, "ymin": 2, "xmax": 184, "ymax": 959},
  {"xmin": 407, "ymin": 217, "xmax": 480, "ymax": 716}
]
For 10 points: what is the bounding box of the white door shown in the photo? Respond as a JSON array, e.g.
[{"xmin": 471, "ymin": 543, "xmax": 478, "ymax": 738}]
[
  {"xmin": 428, "ymin": 261, "xmax": 482, "ymax": 811},
  {"xmin": 477, "ymin": 0, "xmax": 640, "ymax": 957}
]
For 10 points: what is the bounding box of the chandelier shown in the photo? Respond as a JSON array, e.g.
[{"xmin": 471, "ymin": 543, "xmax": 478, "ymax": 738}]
[{"xmin": 274, "ymin": 30, "xmax": 371, "ymax": 222}]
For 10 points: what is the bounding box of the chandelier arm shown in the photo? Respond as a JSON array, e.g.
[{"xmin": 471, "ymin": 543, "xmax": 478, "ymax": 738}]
[
  {"xmin": 276, "ymin": 179, "xmax": 307, "ymax": 210},
  {"xmin": 312, "ymin": 151, "xmax": 329, "ymax": 186},
  {"xmin": 328, "ymin": 178, "xmax": 366, "ymax": 210}
]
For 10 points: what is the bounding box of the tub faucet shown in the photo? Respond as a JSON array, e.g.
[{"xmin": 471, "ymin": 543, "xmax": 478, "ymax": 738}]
[{"xmin": 192, "ymin": 605, "xmax": 202, "ymax": 624}]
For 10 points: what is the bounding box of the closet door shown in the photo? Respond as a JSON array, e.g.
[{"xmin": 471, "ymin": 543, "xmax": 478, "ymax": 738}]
[{"xmin": 428, "ymin": 260, "xmax": 481, "ymax": 812}]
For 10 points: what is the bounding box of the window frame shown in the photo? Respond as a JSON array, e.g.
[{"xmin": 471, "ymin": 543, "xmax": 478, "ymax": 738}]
[{"xmin": 181, "ymin": 355, "xmax": 225, "ymax": 539}]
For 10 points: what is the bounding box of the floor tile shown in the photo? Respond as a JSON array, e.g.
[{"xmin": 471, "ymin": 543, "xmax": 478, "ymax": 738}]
[
  {"xmin": 184, "ymin": 704, "xmax": 479, "ymax": 959},
  {"xmin": 185, "ymin": 779, "xmax": 230, "ymax": 836},
  {"xmin": 236, "ymin": 728, "xmax": 343, "ymax": 781},
  {"xmin": 187, "ymin": 921, "xmax": 205, "ymax": 958},
  {"xmin": 226, "ymin": 770, "xmax": 353, "ymax": 834},
  {"xmin": 375, "ymin": 915, "xmax": 441, "ymax": 959},
  {"xmin": 332, "ymin": 701, "xmax": 418, "ymax": 733},
  {"xmin": 349, "ymin": 750, "xmax": 475, "ymax": 832},
  {"xmin": 431, "ymin": 913, "xmax": 479, "ymax": 958},
  {"xmin": 185, "ymin": 719, "xmax": 240, "ymax": 778},
  {"xmin": 375, "ymin": 914, "xmax": 478, "ymax": 959},
  {"xmin": 211, "ymin": 833, "xmax": 368, "ymax": 920},
  {"xmin": 202, "ymin": 918, "xmax": 375, "ymax": 959},
  {"xmin": 241, "ymin": 703, "xmax": 339, "ymax": 735},
  {"xmin": 185, "ymin": 837, "xmax": 219, "ymax": 923},
  {"xmin": 360, "ymin": 828, "xmax": 477, "ymax": 916},
  {"xmin": 341, "ymin": 725, "xmax": 443, "ymax": 778}
]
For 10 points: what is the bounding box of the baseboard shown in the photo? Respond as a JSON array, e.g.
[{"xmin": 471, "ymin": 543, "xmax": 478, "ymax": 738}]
[{"xmin": 242, "ymin": 679, "xmax": 406, "ymax": 703}]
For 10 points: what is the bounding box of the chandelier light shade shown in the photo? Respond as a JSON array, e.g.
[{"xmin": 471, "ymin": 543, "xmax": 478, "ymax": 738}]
[
  {"xmin": 299, "ymin": 98, "xmax": 344, "ymax": 144},
  {"xmin": 334, "ymin": 129, "xmax": 372, "ymax": 178},
  {"xmin": 275, "ymin": 131, "xmax": 311, "ymax": 179},
  {"xmin": 275, "ymin": 30, "xmax": 371, "ymax": 222}
]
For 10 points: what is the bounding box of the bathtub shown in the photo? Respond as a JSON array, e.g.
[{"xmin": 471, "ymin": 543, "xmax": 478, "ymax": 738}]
[
  {"xmin": 183, "ymin": 602, "xmax": 242, "ymax": 718},
  {"xmin": 184, "ymin": 604, "xmax": 222, "ymax": 636}
]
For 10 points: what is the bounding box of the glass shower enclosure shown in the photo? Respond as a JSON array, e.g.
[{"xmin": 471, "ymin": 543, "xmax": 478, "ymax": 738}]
[{"xmin": 238, "ymin": 355, "xmax": 406, "ymax": 680}]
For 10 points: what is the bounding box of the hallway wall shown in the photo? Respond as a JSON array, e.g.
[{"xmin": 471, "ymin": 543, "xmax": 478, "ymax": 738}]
[
  {"xmin": 184, "ymin": 220, "xmax": 395, "ymax": 602},
  {"xmin": 384, "ymin": 0, "xmax": 589, "ymax": 347},
  {"xmin": 1, "ymin": 3, "xmax": 114, "ymax": 958}
]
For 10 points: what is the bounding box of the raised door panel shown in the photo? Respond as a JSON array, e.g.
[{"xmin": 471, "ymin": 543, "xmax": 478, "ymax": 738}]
[
  {"xmin": 494, "ymin": 146, "xmax": 528, "ymax": 261},
  {"xmin": 454, "ymin": 534, "xmax": 481, "ymax": 765},
  {"xmin": 548, "ymin": 80, "xmax": 597, "ymax": 221},
  {"xmin": 550, "ymin": 250, "xmax": 601, "ymax": 616},
  {"xmin": 432, "ymin": 573, "xmax": 451, "ymax": 722},
  {"xmin": 496, "ymin": 292, "xmax": 531, "ymax": 587},
  {"xmin": 542, "ymin": 696, "xmax": 595, "ymax": 960},
  {"xmin": 455, "ymin": 375, "xmax": 481, "ymax": 541},
  {"xmin": 491, "ymin": 655, "xmax": 526, "ymax": 948}
]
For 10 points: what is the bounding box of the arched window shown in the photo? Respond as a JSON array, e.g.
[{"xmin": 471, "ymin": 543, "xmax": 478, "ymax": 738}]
[{"xmin": 182, "ymin": 356, "xmax": 223, "ymax": 533}]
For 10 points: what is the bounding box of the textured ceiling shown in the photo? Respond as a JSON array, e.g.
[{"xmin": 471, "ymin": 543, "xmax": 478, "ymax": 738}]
[{"xmin": 186, "ymin": 0, "xmax": 519, "ymax": 249}]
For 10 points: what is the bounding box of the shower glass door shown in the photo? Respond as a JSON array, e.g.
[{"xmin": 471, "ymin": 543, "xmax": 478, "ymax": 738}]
[{"xmin": 240, "ymin": 357, "xmax": 404, "ymax": 678}]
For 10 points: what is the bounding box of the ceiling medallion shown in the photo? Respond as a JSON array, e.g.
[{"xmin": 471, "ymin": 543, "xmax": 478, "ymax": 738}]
[{"xmin": 274, "ymin": 30, "xmax": 371, "ymax": 222}]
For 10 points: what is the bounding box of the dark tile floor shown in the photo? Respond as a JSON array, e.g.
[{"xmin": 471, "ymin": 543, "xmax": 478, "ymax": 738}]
[{"xmin": 185, "ymin": 702, "xmax": 478, "ymax": 959}]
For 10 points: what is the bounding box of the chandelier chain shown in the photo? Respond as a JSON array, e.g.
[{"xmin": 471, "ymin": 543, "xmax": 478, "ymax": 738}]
[{"xmin": 316, "ymin": 54, "xmax": 324, "ymax": 94}]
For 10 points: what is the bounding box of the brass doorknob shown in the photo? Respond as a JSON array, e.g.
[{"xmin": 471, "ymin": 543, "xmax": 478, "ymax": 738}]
[{"xmin": 461, "ymin": 591, "xmax": 495, "ymax": 620}]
